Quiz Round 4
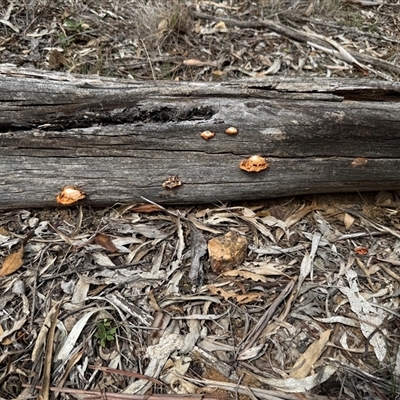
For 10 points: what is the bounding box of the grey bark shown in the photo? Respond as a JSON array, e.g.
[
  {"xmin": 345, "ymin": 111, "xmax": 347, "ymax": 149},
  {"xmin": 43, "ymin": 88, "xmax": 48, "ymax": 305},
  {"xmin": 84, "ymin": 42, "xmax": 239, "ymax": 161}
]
[{"xmin": 1, "ymin": 66, "xmax": 400, "ymax": 209}]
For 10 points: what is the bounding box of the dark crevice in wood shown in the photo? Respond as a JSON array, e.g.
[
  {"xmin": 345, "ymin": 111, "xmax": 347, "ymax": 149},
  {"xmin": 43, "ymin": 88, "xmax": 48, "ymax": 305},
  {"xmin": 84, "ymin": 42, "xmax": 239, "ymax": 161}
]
[
  {"xmin": 332, "ymin": 89, "xmax": 400, "ymax": 102},
  {"xmin": 248, "ymin": 86, "xmax": 400, "ymax": 102},
  {"xmin": 1, "ymin": 106, "xmax": 218, "ymax": 132}
]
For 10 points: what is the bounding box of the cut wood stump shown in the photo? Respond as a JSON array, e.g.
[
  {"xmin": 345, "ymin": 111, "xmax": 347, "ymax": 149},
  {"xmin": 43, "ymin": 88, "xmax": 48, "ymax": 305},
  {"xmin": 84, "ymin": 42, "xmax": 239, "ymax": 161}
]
[{"xmin": 1, "ymin": 65, "xmax": 400, "ymax": 209}]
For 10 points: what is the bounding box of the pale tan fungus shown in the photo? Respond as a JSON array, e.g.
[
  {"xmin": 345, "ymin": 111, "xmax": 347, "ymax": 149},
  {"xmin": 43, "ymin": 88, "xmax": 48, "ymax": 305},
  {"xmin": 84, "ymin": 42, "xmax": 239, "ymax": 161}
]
[
  {"xmin": 162, "ymin": 175, "xmax": 182, "ymax": 189},
  {"xmin": 351, "ymin": 157, "xmax": 368, "ymax": 167},
  {"xmin": 200, "ymin": 130, "xmax": 216, "ymax": 140},
  {"xmin": 239, "ymin": 155, "xmax": 269, "ymax": 172},
  {"xmin": 225, "ymin": 127, "xmax": 238, "ymax": 135}
]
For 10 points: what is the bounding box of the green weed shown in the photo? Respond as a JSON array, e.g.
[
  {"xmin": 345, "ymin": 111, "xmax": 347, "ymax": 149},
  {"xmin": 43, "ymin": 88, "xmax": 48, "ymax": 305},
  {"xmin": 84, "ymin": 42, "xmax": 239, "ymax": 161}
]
[{"xmin": 95, "ymin": 319, "xmax": 117, "ymax": 348}]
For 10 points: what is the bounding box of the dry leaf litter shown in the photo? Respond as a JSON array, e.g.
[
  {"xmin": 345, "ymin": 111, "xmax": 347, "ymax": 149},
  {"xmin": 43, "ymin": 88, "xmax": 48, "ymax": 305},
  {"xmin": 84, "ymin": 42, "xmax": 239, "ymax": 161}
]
[
  {"xmin": 0, "ymin": 0, "xmax": 399, "ymax": 80},
  {"xmin": 1, "ymin": 193, "xmax": 400, "ymax": 399}
]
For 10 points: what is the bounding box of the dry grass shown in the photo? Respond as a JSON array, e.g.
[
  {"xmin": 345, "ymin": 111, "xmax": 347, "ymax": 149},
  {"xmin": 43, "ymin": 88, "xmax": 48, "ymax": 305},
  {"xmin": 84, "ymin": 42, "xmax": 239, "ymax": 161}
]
[
  {"xmin": 1, "ymin": 0, "xmax": 399, "ymax": 79},
  {"xmin": 130, "ymin": 0, "xmax": 190, "ymax": 48}
]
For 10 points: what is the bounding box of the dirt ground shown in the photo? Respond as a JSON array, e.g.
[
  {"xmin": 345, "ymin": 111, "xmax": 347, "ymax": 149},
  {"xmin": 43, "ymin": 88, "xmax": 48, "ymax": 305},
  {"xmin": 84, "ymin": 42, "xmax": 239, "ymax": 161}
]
[{"xmin": 1, "ymin": 1, "xmax": 400, "ymax": 399}]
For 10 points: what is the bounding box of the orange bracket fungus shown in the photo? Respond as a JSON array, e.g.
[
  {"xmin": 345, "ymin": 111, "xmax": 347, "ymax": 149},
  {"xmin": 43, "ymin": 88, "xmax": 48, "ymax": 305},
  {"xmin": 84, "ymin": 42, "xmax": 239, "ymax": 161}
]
[
  {"xmin": 56, "ymin": 186, "xmax": 85, "ymax": 205},
  {"xmin": 162, "ymin": 175, "xmax": 182, "ymax": 189},
  {"xmin": 239, "ymin": 155, "xmax": 269, "ymax": 172},
  {"xmin": 200, "ymin": 130, "xmax": 216, "ymax": 140}
]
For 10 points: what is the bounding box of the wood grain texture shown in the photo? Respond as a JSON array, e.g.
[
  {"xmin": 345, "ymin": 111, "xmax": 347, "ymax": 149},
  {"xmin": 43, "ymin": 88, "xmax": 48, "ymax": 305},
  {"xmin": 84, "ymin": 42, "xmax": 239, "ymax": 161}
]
[{"xmin": 1, "ymin": 66, "xmax": 400, "ymax": 208}]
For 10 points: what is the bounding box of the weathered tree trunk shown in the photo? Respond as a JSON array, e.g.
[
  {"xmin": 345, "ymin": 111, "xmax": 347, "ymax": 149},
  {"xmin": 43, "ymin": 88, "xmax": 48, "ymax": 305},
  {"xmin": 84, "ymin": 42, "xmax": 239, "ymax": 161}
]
[{"xmin": 1, "ymin": 66, "xmax": 400, "ymax": 209}]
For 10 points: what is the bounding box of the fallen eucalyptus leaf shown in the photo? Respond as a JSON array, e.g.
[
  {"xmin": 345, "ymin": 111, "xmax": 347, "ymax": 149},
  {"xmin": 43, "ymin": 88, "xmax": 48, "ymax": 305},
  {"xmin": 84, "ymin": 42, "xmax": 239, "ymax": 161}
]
[{"xmin": 0, "ymin": 246, "xmax": 24, "ymax": 276}]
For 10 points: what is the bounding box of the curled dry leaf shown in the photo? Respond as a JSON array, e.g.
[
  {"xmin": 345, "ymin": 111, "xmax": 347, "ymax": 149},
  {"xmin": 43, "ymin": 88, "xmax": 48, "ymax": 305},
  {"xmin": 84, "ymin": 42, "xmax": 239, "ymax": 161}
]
[
  {"xmin": 162, "ymin": 175, "xmax": 182, "ymax": 189},
  {"xmin": 130, "ymin": 204, "xmax": 164, "ymax": 213},
  {"xmin": 0, "ymin": 246, "xmax": 24, "ymax": 276},
  {"xmin": 48, "ymin": 49, "xmax": 69, "ymax": 70},
  {"xmin": 56, "ymin": 186, "xmax": 85, "ymax": 205},
  {"xmin": 200, "ymin": 130, "xmax": 215, "ymax": 140},
  {"xmin": 95, "ymin": 233, "xmax": 118, "ymax": 253},
  {"xmin": 225, "ymin": 127, "xmax": 238, "ymax": 135},
  {"xmin": 214, "ymin": 20, "xmax": 228, "ymax": 33},
  {"xmin": 239, "ymin": 155, "xmax": 269, "ymax": 173},
  {"xmin": 343, "ymin": 213, "xmax": 355, "ymax": 230},
  {"xmin": 0, "ymin": 325, "xmax": 12, "ymax": 345}
]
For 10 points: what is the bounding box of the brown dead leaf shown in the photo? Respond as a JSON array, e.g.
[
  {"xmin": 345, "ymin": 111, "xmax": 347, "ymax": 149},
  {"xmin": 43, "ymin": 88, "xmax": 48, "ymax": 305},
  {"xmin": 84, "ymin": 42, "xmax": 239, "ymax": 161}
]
[
  {"xmin": 343, "ymin": 213, "xmax": 355, "ymax": 229},
  {"xmin": 244, "ymin": 262, "xmax": 290, "ymax": 277},
  {"xmin": 207, "ymin": 285, "xmax": 265, "ymax": 304},
  {"xmin": 222, "ymin": 270, "xmax": 267, "ymax": 282},
  {"xmin": 0, "ymin": 326, "xmax": 12, "ymax": 345},
  {"xmin": 48, "ymin": 49, "xmax": 70, "ymax": 70},
  {"xmin": 130, "ymin": 204, "xmax": 164, "ymax": 213},
  {"xmin": 234, "ymin": 292, "xmax": 266, "ymax": 304},
  {"xmin": 290, "ymin": 329, "xmax": 332, "ymax": 379},
  {"xmin": 95, "ymin": 234, "xmax": 118, "ymax": 252},
  {"xmin": 285, "ymin": 204, "xmax": 319, "ymax": 228},
  {"xmin": 207, "ymin": 285, "xmax": 234, "ymax": 301},
  {"xmin": 0, "ymin": 246, "xmax": 24, "ymax": 276}
]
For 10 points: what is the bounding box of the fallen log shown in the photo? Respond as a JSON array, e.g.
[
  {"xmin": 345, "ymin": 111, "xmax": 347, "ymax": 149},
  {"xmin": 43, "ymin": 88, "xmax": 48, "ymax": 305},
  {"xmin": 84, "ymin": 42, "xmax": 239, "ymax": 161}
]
[{"xmin": 1, "ymin": 66, "xmax": 400, "ymax": 209}]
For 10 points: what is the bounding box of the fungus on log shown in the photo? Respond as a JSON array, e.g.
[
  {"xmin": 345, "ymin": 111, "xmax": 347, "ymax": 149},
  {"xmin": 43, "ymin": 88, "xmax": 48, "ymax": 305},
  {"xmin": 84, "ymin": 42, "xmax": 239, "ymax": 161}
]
[{"xmin": 1, "ymin": 65, "xmax": 400, "ymax": 209}]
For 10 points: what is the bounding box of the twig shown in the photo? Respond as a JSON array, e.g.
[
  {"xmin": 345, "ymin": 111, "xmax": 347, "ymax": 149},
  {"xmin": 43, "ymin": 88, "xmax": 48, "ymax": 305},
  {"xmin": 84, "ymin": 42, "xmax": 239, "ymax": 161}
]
[
  {"xmin": 290, "ymin": 16, "xmax": 400, "ymax": 45},
  {"xmin": 238, "ymin": 279, "xmax": 296, "ymax": 355},
  {"xmin": 27, "ymin": 385, "xmax": 228, "ymax": 400},
  {"xmin": 179, "ymin": 375, "xmax": 317, "ymax": 400},
  {"xmin": 38, "ymin": 302, "xmax": 61, "ymax": 400},
  {"xmin": 141, "ymin": 39, "xmax": 156, "ymax": 81}
]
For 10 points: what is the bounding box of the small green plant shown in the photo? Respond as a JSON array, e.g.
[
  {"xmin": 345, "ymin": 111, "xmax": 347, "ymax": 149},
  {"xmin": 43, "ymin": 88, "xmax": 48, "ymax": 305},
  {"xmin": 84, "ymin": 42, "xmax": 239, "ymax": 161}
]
[
  {"xmin": 63, "ymin": 19, "xmax": 85, "ymax": 33},
  {"xmin": 95, "ymin": 319, "xmax": 117, "ymax": 347}
]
